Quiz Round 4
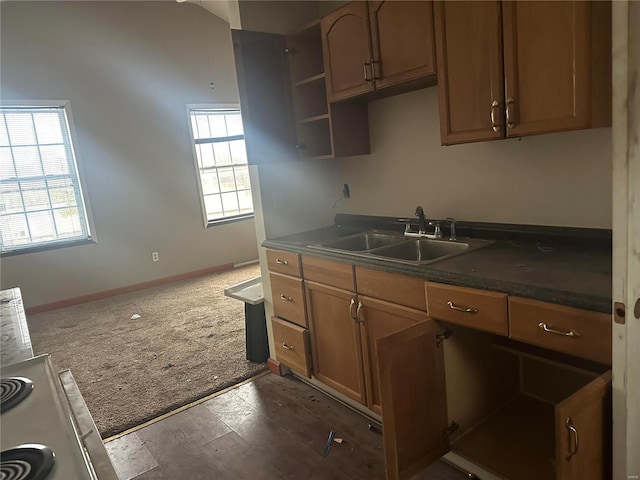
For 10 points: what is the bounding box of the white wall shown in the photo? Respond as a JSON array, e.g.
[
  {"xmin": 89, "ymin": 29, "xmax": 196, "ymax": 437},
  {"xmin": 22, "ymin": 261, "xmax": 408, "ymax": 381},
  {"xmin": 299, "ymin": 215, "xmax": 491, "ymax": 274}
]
[
  {"xmin": 334, "ymin": 87, "xmax": 612, "ymax": 228},
  {"xmin": 255, "ymin": 87, "xmax": 612, "ymax": 240},
  {"xmin": 0, "ymin": 1, "xmax": 258, "ymax": 308}
]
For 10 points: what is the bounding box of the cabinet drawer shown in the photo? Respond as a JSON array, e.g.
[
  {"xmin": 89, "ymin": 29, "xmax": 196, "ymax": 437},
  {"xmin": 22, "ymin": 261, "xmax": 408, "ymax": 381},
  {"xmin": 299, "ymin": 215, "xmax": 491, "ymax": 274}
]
[
  {"xmin": 302, "ymin": 255, "xmax": 355, "ymax": 291},
  {"xmin": 270, "ymin": 273, "xmax": 307, "ymax": 327},
  {"xmin": 426, "ymin": 282, "xmax": 508, "ymax": 335},
  {"xmin": 356, "ymin": 267, "xmax": 426, "ymax": 311},
  {"xmin": 271, "ymin": 317, "xmax": 311, "ymax": 377},
  {"xmin": 509, "ymin": 297, "xmax": 612, "ymax": 365},
  {"xmin": 266, "ymin": 249, "xmax": 301, "ymax": 277}
]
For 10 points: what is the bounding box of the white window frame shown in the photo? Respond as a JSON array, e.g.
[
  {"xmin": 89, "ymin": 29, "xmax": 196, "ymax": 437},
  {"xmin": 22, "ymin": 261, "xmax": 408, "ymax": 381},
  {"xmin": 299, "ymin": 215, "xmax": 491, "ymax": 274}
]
[
  {"xmin": 0, "ymin": 100, "xmax": 96, "ymax": 255},
  {"xmin": 186, "ymin": 104, "xmax": 253, "ymax": 228}
]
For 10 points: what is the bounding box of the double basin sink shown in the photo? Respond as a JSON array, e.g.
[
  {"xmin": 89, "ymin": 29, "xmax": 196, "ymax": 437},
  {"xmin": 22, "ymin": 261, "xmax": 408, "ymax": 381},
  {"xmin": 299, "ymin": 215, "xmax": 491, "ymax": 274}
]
[{"xmin": 309, "ymin": 230, "xmax": 494, "ymax": 266}]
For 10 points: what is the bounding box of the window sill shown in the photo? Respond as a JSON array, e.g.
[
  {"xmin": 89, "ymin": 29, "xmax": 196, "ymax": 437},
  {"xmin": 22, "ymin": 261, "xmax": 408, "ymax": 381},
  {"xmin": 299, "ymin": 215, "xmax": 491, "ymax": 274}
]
[
  {"xmin": 1, "ymin": 238, "xmax": 96, "ymax": 257},
  {"xmin": 206, "ymin": 214, "xmax": 254, "ymax": 228}
]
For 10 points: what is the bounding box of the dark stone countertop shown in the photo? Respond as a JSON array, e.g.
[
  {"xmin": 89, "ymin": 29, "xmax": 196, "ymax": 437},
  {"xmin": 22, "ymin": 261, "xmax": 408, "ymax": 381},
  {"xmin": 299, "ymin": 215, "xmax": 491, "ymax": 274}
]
[{"xmin": 262, "ymin": 225, "xmax": 612, "ymax": 314}]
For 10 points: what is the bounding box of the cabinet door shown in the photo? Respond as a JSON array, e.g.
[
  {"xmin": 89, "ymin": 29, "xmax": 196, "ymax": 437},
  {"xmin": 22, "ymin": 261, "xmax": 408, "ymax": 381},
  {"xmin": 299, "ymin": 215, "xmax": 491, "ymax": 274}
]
[
  {"xmin": 433, "ymin": 1, "xmax": 504, "ymax": 145},
  {"xmin": 359, "ymin": 296, "xmax": 427, "ymax": 416},
  {"xmin": 377, "ymin": 319, "xmax": 449, "ymax": 480},
  {"xmin": 555, "ymin": 370, "xmax": 611, "ymax": 480},
  {"xmin": 305, "ymin": 281, "xmax": 366, "ymax": 404},
  {"xmin": 369, "ymin": 1, "xmax": 436, "ymax": 90},
  {"xmin": 502, "ymin": 1, "xmax": 597, "ymax": 136},
  {"xmin": 232, "ymin": 30, "xmax": 296, "ymax": 164},
  {"xmin": 321, "ymin": 2, "xmax": 375, "ymax": 102}
]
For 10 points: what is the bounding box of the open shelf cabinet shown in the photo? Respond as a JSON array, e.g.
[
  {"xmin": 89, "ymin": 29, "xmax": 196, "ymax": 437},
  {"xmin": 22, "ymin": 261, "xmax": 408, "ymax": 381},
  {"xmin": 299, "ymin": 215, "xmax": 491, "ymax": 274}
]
[{"xmin": 287, "ymin": 21, "xmax": 369, "ymax": 160}]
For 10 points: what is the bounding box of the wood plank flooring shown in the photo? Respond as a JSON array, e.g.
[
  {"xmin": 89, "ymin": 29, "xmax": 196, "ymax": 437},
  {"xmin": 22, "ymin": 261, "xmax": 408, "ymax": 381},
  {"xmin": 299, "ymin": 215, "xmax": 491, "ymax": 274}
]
[{"xmin": 105, "ymin": 373, "xmax": 467, "ymax": 480}]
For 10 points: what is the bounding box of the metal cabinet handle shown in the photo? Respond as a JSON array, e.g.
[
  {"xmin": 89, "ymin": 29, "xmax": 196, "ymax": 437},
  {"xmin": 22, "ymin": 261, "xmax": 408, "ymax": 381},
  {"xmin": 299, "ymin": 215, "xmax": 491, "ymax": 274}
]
[
  {"xmin": 565, "ymin": 418, "xmax": 579, "ymax": 460},
  {"xmin": 447, "ymin": 301, "xmax": 478, "ymax": 314},
  {"xmin": 506, "ymin": 97, "xmax": 516, "ymax": 129},
  {"xmin": 349, "ymin": 298, "xmax": 356, "ymax": 319},
  {"xmin": 275, "ymin": 258, "xmax": 288, "ymax": 265},
  {"xmin": 356, "ymin": 301, "xmax": 363, "ymax": 323},
  {"xmin": 280, "ymin": 294, "xmax": 293, "ymax": 302},
  {"xmin": 538, "ymin": 322, "xmax": 581, "ymax": 338},
  {"xmin": 371, "ymin": 59, "xmax": 380, "ymax": 80},
  {"xmin": 490, "ymin": 100, "xmax": 501, "ymax": 133},
  {"xmin": 363, "ymin": 61, "xmax": 372, "ymax": 82},
  {"xmin": 282, "ymin": 342, "xmax": 295, "ymax": 351}
]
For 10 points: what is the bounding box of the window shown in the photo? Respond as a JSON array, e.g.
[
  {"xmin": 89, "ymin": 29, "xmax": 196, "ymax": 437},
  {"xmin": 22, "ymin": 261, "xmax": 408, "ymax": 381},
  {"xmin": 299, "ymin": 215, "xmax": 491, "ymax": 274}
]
[
  {"xmin": 188, "ymin": 107, "xmax": 253, "ymax": 225},
  {"xmin": 0, "ymin": 105, "xmax": 92, "ymax": 254}
]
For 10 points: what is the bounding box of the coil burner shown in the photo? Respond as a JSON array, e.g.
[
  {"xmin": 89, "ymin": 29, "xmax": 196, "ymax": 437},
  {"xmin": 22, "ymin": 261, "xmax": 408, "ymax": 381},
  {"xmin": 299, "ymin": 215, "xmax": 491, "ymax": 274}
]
[
  {"xmin": 0, "ymin": 444, "xmax": 55, "ymax": 480},
  {"xmin": 0, "ymin": 377, "xmax": 34, "ymax": 413}
]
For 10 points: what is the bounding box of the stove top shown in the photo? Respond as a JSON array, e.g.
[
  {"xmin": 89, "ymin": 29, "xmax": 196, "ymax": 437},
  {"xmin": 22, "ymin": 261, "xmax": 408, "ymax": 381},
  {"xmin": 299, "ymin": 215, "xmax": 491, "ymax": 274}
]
[
  {"xmin": 0, "ymin": 444, "xmax": 55, "ymax": 480},
  {"xmin": 0, "ymin": 355, "xmax": 97, "ymax": 479},
  {"xmin": 1, "ymin": 377, "xmax": 34, "ymax": 413}
]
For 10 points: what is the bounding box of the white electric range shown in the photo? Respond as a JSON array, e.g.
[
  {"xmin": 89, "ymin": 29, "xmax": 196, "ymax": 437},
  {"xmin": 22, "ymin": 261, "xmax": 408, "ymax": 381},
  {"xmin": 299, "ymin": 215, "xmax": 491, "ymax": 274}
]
[{"xmin": 1, "ymin": 288, "xmax": 118, "ymax": 480}]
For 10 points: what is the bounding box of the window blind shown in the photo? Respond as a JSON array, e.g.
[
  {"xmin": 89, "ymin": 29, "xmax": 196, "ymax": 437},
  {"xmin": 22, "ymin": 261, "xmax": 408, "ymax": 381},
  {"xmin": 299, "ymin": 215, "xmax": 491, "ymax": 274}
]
[{"xmin": 0, "ymin": 106, "xmax": 91, "ymax": 253}]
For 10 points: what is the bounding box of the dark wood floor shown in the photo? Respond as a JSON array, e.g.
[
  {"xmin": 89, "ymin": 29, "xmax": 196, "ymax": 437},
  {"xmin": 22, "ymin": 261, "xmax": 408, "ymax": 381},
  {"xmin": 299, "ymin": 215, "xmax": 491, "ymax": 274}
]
[{"xmin": 105, "ymin": 373, "xmax": 467, "ymax": 480}]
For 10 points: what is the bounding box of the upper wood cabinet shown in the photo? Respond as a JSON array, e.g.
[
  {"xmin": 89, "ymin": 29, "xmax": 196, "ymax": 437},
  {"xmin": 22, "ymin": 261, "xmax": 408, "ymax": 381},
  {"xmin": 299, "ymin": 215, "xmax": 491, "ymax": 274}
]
[
  {"xmin": 287, "ymin": 21, "xmax": 370, "ymax": 159},
  {"xmin": 322, "ymin": 1, "xmax": 436, "ymax": 103},
  {"xmin": 369, "ymin": 1, "xmax": 436, "ymax": 90},
  {"xmin": 434, "ymin": 1, "xmax": 612, "ymax": 145}
]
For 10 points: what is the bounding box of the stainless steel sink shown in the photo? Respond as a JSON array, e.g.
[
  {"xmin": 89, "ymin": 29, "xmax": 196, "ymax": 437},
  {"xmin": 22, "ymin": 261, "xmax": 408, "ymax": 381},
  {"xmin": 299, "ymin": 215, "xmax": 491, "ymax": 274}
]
[
  {"xmin": 309, "ymin": 231, "xmax": 405, "ymax": 253},
  {"xmin": 370, "ymin": 238, "xmax": 493, "ymax": 265},
  {"xmin": 309, "ymin": 230, "xmax": 494, "ymax": 265}
]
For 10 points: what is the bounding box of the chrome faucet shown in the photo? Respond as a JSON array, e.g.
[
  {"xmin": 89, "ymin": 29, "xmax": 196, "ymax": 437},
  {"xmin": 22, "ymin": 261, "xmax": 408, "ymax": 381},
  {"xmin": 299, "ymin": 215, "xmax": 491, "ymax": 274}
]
[
  {"xmin": 446, "ymin": 217, "xmax": 457, "ymax": 241},
  {"xmin": 407, "ymin": 206, "xmax": 443, "ymax": 239},
  {"xmin": 415, "ymin": 206, "xmax": 427, "ymax": 234}
]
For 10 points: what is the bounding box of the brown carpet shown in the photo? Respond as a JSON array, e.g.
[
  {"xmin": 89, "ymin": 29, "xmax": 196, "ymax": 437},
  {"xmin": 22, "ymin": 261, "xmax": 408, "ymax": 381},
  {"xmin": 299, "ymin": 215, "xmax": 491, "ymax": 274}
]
[{"xmin": 27, "ymin": 263, "xmax": 266, "ymax": 439}]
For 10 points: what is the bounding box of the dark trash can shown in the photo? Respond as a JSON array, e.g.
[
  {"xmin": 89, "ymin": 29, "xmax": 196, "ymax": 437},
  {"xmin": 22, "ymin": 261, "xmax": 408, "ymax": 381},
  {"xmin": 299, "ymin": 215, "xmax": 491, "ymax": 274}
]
[
  {"xmin": 244, "ymin": 302, "xmax": 269, "ymax": 362},
  {"xmin": 224, "ymin": 276, "xmax": 269, "ymax": 362}
]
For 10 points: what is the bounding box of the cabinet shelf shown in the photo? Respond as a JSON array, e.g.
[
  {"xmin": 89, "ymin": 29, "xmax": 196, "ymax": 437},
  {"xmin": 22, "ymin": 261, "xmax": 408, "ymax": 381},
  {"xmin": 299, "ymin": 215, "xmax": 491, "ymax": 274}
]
[
  {"xmin": 297, "ymin": 113, "xmax": 329, "ymax": 125},
  {"xmin": 294, "ymin": 73, "xmax": 326, "ymax": 88}
]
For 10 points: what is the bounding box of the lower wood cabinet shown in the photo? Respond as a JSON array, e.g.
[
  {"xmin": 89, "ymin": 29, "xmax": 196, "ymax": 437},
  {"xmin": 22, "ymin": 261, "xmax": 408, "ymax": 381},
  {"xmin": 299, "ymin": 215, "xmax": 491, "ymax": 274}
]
[
  {"xmin": 377, "ymin": 319, "xmax": 448, "ymax": 480},
  {"xmin": 377, "ymin": 320, "xmax": 613, "ymax": 480},
  {"xmin": 509, "ymin": 296, "xmax": 612, "ymax": 365},
  {"xmin": 305, "ymin": 280, "xmax": 367, "ymax": 404},
  {"xmin": 271, "ymin": 317, "xmax": 311, "ymax": 377},
  {"xmin": 359, "ymin": 296, "xmax": 427, "ymax": 415},
  {"xmin": 267, "ymin": 251, "xmax": 611, "ymax": 480}
]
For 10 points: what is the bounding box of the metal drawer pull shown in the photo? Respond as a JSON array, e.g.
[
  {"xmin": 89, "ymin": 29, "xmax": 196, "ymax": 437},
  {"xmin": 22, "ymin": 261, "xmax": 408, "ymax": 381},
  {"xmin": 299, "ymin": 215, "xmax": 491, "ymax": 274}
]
[
  {"xmin": 349, "ymin": 298, "xmax": 356, "ymax": 319},
  {"xmin": 356, "ymin": 301, "xmax": 363, "ymax": 324},
  {"xmin": 275, "ymin": 258, "xmax": 288, "ymax": 265},
  {"xmin": 565, "ymin": 417, "xmax": 579, "ymax": 460},
  {"xmin": 363, "ymin": 61, "xmax": 372, "ymax": 82},
  {"xmin": 490, "ymin": 100, "xmax": 501, "ymax": 133},
  {"xmin": 282, "ymin": 342, "xmax": 295, "ymax": 351},
  {"xmin": 447, "ymin": 301, "xmax": 478, "ymax": 314},
  {"xmin": 538, "ymin": 322, "xmax": 581, "ymax": 338},
  {"xmin": 280, "ymin": 294, "xmax": 293, "ymax": 302},
  {"xmin": 506, "ymin": 96, "xmax": 516, "ymax": 129}
]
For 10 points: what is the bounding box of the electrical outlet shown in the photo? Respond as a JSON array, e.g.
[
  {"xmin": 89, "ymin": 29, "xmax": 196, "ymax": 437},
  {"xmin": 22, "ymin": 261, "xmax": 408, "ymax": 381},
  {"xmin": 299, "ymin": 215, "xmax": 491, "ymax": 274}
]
[
  {"xmin": 342, "ymin": 184, "xmax": 350, "ymax": 198},
  {"xmin": 152, "ymin": 252, "xmax": 159, "ymax": 262}
]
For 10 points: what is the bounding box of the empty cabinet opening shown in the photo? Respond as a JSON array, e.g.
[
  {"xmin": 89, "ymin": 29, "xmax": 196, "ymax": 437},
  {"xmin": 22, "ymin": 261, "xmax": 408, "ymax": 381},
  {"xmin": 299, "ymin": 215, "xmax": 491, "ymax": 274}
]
[
  {"xmin": 296, "ymin": 118, "xmax": 332, "ymax": 158},
  {"xmin": 441, "ymin": 323, "xmax": 611, "ymax": 480},
  {"xmin": 293, "ymin": 76, "xmax": 328, "ymax": 119}
]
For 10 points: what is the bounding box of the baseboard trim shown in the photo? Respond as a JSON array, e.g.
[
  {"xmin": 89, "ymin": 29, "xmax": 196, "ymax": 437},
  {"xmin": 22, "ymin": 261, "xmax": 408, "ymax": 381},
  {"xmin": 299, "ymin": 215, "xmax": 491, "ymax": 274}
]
[
  {"xmin": 267, "ymin": 357, "xmax": 283, "ymax": 375},
  {"xmin": 26, "ymin": 263, "xmax": 235, "ymax": 314}
]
